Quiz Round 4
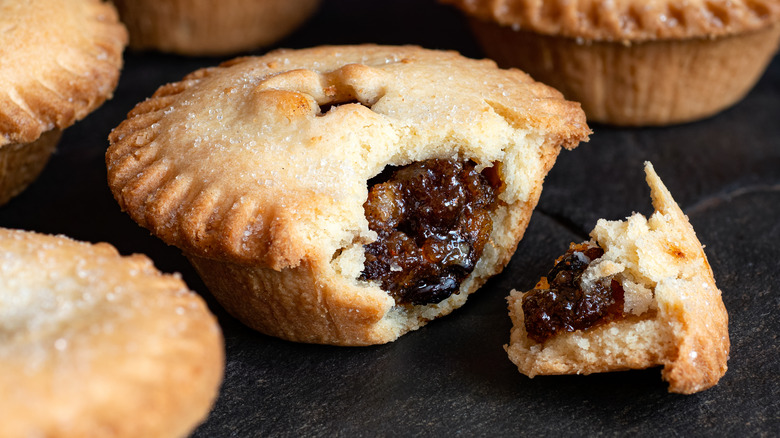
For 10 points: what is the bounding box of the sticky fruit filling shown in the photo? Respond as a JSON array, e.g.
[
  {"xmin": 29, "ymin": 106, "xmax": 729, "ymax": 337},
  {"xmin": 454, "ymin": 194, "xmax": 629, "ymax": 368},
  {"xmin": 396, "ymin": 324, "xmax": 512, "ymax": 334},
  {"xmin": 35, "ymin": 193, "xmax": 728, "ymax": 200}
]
[
  {"xmin": 522, "ymin": 243, "xmax": 625, "ymax": 343},
  {"xmin": 360, "ymin": 159, "xmax": 500, "ymax": 306}
]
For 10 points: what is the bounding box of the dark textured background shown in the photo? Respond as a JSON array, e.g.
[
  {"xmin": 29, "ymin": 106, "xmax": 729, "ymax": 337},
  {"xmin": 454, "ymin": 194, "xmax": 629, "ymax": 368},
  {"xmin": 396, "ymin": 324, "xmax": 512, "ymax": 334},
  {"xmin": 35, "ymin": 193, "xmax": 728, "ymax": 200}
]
[{"xmin": 2, "ymin": 0, "xmax": 778, "ymax": 436}]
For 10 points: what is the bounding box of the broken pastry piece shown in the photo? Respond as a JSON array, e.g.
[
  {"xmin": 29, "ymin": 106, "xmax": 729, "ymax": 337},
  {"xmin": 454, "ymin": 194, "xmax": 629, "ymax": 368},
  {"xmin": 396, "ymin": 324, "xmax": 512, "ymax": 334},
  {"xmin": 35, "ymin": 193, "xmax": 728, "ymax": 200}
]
[
  {"xmin": 107, "ymin": 45, "xmax": 589, "ymax": 346},
  {"xmin": 506, "ymin": 162, "xmax": 729, "ymax": 394},
  {"xmin": 443, "ymin": 0, "xmax": 780, "ymax": 125}
]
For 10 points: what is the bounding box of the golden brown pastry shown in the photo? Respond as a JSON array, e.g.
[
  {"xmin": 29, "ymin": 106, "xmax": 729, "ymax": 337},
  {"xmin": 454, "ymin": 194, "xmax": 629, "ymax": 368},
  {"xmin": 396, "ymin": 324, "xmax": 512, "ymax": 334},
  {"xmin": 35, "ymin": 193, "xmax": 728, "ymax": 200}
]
[
  {"xmin": 506, "ymin": 162, "xmax": 729, "ymax": 394},
  {"xmin": 0, "ymin": 0, "xmax": 127, "ymax": 205},
  {"xmin": 107, "ymin": 45, "xmax": 589, "ymax": 346},
  {"xmin": 0, "ymin": 228, "xmax": 224, "ymax": 437},
  {"xmin": 113, "ymin": 0, "xmax": 321, "ymax": 55},
  {"xmin": 443, "ymin": 0, "xmax": 780, "ymax": 126}
]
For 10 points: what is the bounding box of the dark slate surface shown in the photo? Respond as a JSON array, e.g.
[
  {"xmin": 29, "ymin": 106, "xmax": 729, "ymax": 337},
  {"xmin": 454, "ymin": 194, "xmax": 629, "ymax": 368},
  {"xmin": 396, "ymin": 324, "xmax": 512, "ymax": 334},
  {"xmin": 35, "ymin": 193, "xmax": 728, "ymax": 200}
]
[{"xmin": 2, "ymin": 0, "xmax": 778, "ymax": 436}]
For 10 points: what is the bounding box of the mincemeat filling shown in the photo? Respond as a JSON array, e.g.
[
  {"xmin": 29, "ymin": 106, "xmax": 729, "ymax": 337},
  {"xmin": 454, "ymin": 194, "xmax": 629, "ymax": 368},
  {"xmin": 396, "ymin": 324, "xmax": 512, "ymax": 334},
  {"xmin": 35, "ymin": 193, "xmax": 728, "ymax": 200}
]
[
  {"xmin": 522, "ymin": 244, "xmax": 625, "ymax": 343},
  {"xmin": 360, "ymin": 159, "xmax": 499, "ymax": 305}
]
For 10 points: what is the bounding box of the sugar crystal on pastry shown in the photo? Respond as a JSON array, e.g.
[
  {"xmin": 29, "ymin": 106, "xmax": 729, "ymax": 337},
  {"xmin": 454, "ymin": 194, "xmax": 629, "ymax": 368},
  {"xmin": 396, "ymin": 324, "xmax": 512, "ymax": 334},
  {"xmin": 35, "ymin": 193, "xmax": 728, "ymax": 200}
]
[{"xmin": 107, "ymin": 45, "xmax": 590, "ymax": 346}]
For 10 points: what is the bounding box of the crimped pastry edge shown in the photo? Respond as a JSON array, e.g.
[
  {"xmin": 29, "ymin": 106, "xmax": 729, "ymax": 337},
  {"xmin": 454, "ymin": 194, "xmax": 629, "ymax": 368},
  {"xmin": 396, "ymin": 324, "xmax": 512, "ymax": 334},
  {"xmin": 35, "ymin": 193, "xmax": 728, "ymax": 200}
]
[{"xmin": 442, "ymin": 0, "xmax": 780, "ymax": 42}]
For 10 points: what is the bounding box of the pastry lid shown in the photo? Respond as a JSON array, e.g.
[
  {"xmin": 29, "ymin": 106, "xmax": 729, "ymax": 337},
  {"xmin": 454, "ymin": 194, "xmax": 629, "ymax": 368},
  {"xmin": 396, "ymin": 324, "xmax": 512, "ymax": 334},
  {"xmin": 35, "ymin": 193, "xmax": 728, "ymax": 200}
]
[
  {"xmin": 107, "ymin": 45, "xmax": 589, "ymax": 268},
  {"xmin": 443, "ymin": 0, "xmax": 780, "ymax": 42},
  {"xmin": 0, "ymin": 0, "xmax": 127, "ymax": 147}
]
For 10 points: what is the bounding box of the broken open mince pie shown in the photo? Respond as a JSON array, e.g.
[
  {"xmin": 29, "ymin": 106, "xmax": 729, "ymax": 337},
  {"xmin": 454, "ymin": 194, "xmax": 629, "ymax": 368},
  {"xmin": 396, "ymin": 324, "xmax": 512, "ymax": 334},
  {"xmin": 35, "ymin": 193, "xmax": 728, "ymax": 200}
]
[
  {"xmin": 506, "ymin": 162, "xmax": 729, "ymax": 394},
  {"xmin": 107, "ymin": 45, "xmax": 589, "ymax": 345}
]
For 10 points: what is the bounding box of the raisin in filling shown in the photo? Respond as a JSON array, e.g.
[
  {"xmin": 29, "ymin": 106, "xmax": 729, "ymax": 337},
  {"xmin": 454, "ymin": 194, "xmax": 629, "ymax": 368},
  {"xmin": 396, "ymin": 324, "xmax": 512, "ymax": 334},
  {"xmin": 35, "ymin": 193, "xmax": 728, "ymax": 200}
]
[
  {"xmin": 522, "ymin": 244, "xmax": 625, "ymax": 343},
  {"xmin": 360, "ymin": 159, "xmax": 500, "ymax": 306}
]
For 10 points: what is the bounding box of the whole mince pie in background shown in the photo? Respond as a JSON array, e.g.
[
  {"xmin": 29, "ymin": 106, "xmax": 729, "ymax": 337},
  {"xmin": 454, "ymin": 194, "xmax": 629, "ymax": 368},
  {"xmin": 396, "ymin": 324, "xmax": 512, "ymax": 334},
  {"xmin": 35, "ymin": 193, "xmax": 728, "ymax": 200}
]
[
  {"xmin": 0, "ymin": 228, "xmax": 223, "ymax": 437},
  {"xmin": 113, "ymin": 0, "xmax": 321, "ymax": 56},
  {"xmin": 441, "ymin": 0, "xmax": 780, "ymax": 126},
  {"xmin": 0, "ymin": 0, "xmax": 126, "ymax": 206},
  {"xmin": 106, "ymin": 45, "xmax": 590, "ymax": 346},
  {"xmin": 506, "ymin": 163, "xmax": 729, "ymax": 394}
]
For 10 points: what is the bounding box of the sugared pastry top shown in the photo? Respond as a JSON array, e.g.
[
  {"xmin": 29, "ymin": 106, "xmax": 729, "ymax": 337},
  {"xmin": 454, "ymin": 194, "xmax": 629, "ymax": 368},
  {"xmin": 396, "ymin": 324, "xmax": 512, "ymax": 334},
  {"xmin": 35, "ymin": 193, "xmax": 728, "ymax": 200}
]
[
  {"xmin": 0, "ymin": 0, "xmax": 127, "ymax": 147},
  {"xmin": 108, "ymin": 44, "xmax": 587, "ymax": 269},
  {"xmin": 0, "ymin": 228, "xmax": 224, "ymax": 437},
  {"xmin": 442, "ymin": 0, "xmax": 780, "ymax": 42}
]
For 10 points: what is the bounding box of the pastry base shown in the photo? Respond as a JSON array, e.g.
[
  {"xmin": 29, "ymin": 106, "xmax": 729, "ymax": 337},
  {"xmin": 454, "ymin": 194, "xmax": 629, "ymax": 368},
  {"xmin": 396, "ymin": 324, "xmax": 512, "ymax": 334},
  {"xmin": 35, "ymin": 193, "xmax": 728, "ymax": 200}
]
[
  {"xmin": 470, "ymin": 20, "xmax": 780, "ymax": 126},
  {"xmin": 115, "ymin": 0, "xmax": 321, "ymax": 55},
  {"xmin": 0, "ymin": 129, "xmax": 61, "ymax": 206},
  {"xmin": 184, "ymin": 196, "xmax": 532, "ymax": 347},
  {"xmin": 184, "ymin": 171, "xmax": 550, "ymax": 346}
]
